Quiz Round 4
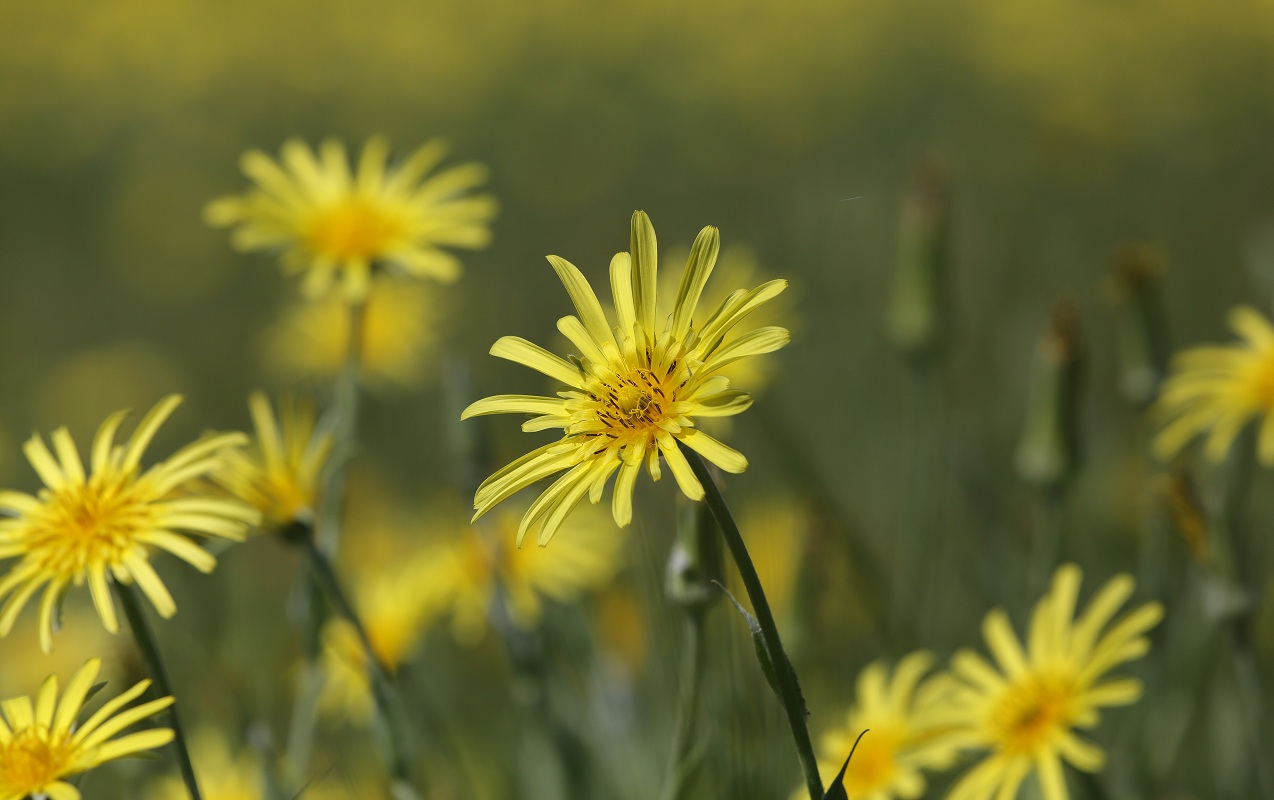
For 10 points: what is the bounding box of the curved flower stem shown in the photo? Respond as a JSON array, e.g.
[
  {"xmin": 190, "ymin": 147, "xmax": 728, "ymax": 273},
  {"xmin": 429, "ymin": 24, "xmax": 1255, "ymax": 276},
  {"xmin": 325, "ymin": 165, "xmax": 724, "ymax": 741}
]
[
  {"xmin": 678, "ymin": 442, "xmax": 824, "ymax": 800},
  {"xmin": 114, "ymin": 581, "xmax": 202, "ymax": 800},
  {"xmin": 660, "ymin": 609, "xmax": 707, "ymax": 800},
  {"xmin": 300, "ymin": 533, "xmax": 417, "ymax": 795}
]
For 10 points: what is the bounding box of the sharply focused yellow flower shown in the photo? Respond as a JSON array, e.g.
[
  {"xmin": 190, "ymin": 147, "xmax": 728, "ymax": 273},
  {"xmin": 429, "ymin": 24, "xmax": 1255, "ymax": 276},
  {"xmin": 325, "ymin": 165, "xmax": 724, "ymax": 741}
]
[
  {"xmin": 215, "ymin": 392, "xmax": 334, "ymax": 530},
  {"xmin": 1154, "ymin": 304, "xmax": 1274, "ymax": 465},
  {"xmin": 263, "ymin": 278, "xmax": 442, "ymax": 390},
  {"xmin": 809, "ymin": 652, "xmax": 958, "ymax": 800},
  {"xmin": 206, "ymin": 137, "xmax": 497, "ymax": 300},
  {"xmin": 0, "ymin": 395, "xmax": 259, "ymax": 652},
  {"xmin": 937, "ymin": 565, "xmax": 1162, "ymax": 800},
  {"xmin": 0, "ymin": 657, "xmax": 174, "ymax": 800},
  {"xmin": 463, "ymin": 211, "xmax": 789, "ymax": 545}
]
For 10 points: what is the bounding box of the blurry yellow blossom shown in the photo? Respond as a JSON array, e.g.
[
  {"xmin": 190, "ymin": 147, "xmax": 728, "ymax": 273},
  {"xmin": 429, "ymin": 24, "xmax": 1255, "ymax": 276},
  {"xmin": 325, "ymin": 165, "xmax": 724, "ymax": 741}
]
[
  {"xmin": 263, "ymin": 278, "xmax": 442, "ymax": 390},
  {"xmin": 0, "ymin": 600, "xmax": 122, "ymax": 700},
  {"xmin": 0, "ymin": 658, "xmax": 173, "ymax": 800},
  {"xmin": 216, "ymin": 392, "xmax": 334, "ymax": 531},
  {"xmin": 808, "ymin": 652, "xmax": 958, "ymax": 800},
  {"xmin": 937, "ymin": 565, "xmax": 1162, "ymax": 800},
  {"xmin": 592, "ymin": 584, "xmax": 648, "ymax": 676},
  {"xmin": 732, "ymin": 493, "xmax": 812, "ymax": 625},
  {"xmin": 0, "ymin": 395, "xmax": 258, "ymax": 652},
  {"xmin": 463, "ymin": 212, "xmax": 788, "ymax": 545},
  {"xmin": 1154, "ymin": 305, "xmax": 1274, "ymax": 466},
  {"xmin": 206, "ymin": 137, "xmax": 496, "ymax": 300}
]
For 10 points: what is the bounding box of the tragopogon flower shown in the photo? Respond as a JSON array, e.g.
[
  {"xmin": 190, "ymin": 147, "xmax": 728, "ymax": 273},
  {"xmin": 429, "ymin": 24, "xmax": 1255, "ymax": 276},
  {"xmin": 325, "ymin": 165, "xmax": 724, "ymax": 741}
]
[
  {"xmin": 809, "ymin": 652, "xmax": 958, "ymax": 800},
  {"xmin": 1154, "ymin": 304, "xmax": 1274, "ymax": 465},
  {"xmin": 206, "ymin": 137, "xmax": 496, "ymax": 300},
  {"xmin": 463, "ymin": 211, "xmax": 789, "ymax": 545},
  {"xmin": 937, "ymin": 565, "xmax": 1163, "ymax": 800},
  {"xmin": 0, "ymin": 658, "xmax": 174, "ymax": 800},
  {"xmin": 215, "ymin": 392, "xmax": 334, "ymax": 531},
  {"xmin": 0, "ymin": 395, "xmax": 259, "ymax": 652}
]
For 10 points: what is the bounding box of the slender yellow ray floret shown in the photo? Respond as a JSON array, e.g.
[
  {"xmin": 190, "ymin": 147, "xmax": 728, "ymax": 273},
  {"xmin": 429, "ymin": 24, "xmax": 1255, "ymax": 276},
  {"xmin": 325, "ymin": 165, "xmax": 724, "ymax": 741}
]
[
  {"xmin": 206, "ymin": 136, "xmax": 497, "ymax": 300},
  {"xmin": 0, "ymin": 658, "xmax": 174, "ymax": 800},
  {"xmin": 463, "ymin": 211, "xmax": 789, "ymax": 546},
  {"xmin": 935, "ymin": 565, "xmax": 1163, "ymax": 800},
  {"xmin": 0, "ymin": 395, "xmax": 260, "ymax": 652}
]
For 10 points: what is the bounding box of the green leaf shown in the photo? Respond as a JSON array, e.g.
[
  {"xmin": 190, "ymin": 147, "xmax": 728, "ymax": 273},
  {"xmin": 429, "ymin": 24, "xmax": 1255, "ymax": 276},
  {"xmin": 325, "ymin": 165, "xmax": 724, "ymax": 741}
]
[
  {"xmin": 822, "ymin": 729, "xmax": 869, "ymax": 800},
  {"xmin": 715, "ymin": 581, "xmax": 782, "ymax": 699}
]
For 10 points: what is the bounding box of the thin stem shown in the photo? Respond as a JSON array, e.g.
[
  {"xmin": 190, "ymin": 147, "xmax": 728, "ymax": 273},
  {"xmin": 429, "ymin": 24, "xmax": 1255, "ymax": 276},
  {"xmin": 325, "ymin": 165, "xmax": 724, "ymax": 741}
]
[
  {"xmin": 114, "ymin": 581, "xmax": 202, "ymax": 800},
  {"xmin": 660, "ymin": 611, "xmax": 707, "ymax": 800},
  {"xmin": 678, "ymin": 442, "xmax": 824, "ymax": 800},
  {"xmin": 301, "ymin": 534, "xmax": 417, "ymax": 793}
]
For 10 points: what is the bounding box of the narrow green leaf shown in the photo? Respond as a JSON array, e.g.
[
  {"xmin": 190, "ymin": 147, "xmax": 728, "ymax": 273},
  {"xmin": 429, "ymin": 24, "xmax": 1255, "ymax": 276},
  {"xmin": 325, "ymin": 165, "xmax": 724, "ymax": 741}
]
[{"xmin": 822, "ymin": 729, "xmax": 869, "ymax": 800}]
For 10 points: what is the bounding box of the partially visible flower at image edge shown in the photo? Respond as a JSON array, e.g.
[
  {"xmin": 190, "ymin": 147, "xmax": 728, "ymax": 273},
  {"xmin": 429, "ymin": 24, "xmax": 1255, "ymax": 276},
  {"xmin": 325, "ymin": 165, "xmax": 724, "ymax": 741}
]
[
  {"xmin": 462, "ymin": 211, "xmax": 789, "ymax": 545},
  {"xmin": 934, "ymin": 564, "xmax": 1163, "ymax": 800},
  {"xmin": 205, "ymin": 136, "xmax": 497, "ymax": 300},
  {"xmin": 215, "ymin": 391, "xmax": 334, "ymax": 532},
  {"xmin": 0, "ymin": 657, "xmax": 174, "ymax": 800},
  {"xmin": 0, "ymin": 395, "xmax": 260, "ymax": 652},
  {"xmin": 1154, "ymin": 304, "xmax": 1274, "ymax": 465}
]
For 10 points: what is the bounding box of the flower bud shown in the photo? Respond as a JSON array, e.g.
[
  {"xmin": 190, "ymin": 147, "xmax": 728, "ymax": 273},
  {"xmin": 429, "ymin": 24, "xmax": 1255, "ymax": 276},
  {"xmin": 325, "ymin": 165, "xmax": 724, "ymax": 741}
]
[
  {"xmin": 888, "ymin": 159, "xmax": 951, "ymax": 360},
  {"xmin": 1109, "ymin": 246, "xmax": 1170, "ymax": 407},
  {"xmin": 1016, "ymin": 296, "xmax": 1083, "ymax": 488}
]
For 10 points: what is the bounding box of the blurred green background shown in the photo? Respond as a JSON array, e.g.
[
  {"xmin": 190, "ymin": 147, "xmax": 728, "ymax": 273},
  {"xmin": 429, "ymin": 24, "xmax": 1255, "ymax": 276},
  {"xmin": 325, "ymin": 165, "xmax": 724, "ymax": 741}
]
[{"xmin": 3, "ymin": 1, "xmax": 1274, "ymax": 798}]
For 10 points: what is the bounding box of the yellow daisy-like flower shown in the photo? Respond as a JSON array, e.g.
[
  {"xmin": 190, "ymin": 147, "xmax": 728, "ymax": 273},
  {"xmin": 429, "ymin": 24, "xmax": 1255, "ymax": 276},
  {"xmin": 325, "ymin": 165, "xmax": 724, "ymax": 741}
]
[
  {"xmin": 1154, "ymin": 305, "xmax": 1274, "ymax": 465},
  {"xmin": 206, "ymin": 137, "xmax": 497, "ymax": 300},
  {"xmin": 263, "ymin": 278, "xmax": 441, "ymax": 390},
  {"xmin": 810, "ymin": 652, "xmax": 959, "ymax": 800},
  {"xmin": 938, "ymin": 565, "xmax": 1163, "ymax": 800},
  {"xmin": 463, "ymin": 211, "xmax": 789, "ymax": 545},
  {"xmin": 146, "ymin": 727, "xmax": 262, "ymax": 800},
  {"xmin": 215, "ymin": 392, "xmax": 334, "ymax": 530},
  {"xmin": 0, "ymin": 395, "xmax": 259, "ymax": 652},
  {"xmin": 0, "ymin": 657, "xmax": 174, "ymax": 800}
]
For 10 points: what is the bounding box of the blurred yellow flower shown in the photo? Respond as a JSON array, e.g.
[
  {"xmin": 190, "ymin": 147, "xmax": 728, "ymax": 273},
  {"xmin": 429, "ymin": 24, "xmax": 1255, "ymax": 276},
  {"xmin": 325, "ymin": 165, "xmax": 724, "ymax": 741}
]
[
  {"xmin": 206, "ymin": 137, "xmax": 496, "ymax": 300},
  {"xmin": 463, "ymin": 211, "xmax": 788, "ymax": 545},
  {"xmin": 937, "ymin": 565, "xmax": 1162, "ymax": 800},
  {"xmin": 733, "ymin": 493, "xmax": 811, "ymax": 626},
  {"xmin": 146, "ymin": 727, "xmax": 262, "ymax": 800},
  {"xmin": 0, "ymin": 658, "xmax": 174, "ymax": 800},
  {"xmin": 262, "ymin": 278, "xmax": 441, "ymax": 390},
  {"xmin": 1154, "ymin": 305, "xmax": 1274, "ymax": 465},
  {"xmin": 0, "ymin": 600, "xmax": 122, "ymax": 701},
  {"xmin": 0, "ymin": 395, "xmax": 258, "ymax": 652},
  {"xmin": 216, "ymin": 392, "xmax": 334, "ymax": 531},
  {"xmin": 809, "ymin": 652, "xmax": 958, "ymax": 800}
]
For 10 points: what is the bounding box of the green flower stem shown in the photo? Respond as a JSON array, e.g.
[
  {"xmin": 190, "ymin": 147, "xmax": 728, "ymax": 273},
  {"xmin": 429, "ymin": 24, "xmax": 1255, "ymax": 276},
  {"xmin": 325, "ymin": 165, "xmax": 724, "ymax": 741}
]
[
  {"xmin": 300, "ymin": 533, "xmax": 417, "ymax": 793},
  {"xmin": 660, "ymin": 610, "xmax": 708, "ymax": 800},
  {"xmin": 114, "ymin": 581, "xmax": 202, "ymax": 800},
  {"xmin": 317, "ymin": 300, "xmax": 367, "ymax": 553},
  {"xmin": 678, "ymin": 442, "xmax": 824, "ymax": 800}
]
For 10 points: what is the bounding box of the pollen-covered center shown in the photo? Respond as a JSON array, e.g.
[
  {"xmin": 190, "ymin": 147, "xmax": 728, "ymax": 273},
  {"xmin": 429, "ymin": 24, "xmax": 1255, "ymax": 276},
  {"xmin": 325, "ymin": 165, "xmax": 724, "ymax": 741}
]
[
  {"xmin": 593, "ymin": 367, "xmax": 674, "ymax": 435},
  {"xmin": 29, "ymin": 480, "xmax": 155, "ymax": 575},
  {"xmin": 0, "ymin": 729, "xmax": 74, "ymax": 793},
  {"xmin": 307, "ymin": 198, "xmax": 405, "ymax": 261},
  {"xmin": 990, "ymin": 673, "xmax": 1075, "ymax": 756}
]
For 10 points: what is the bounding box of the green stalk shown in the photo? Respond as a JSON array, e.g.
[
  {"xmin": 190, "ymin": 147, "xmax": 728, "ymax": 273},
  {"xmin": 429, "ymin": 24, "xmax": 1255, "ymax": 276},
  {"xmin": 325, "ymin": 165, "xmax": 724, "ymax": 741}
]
[
  {"xmin": 114, "ymin": 581, "xmax": 202, "ymax": 800},
  {"xmin": 678, "ymin": 442, "xmax": 823, "ymax": 800},
  {"xmin": 660, "ymin": 611, "xmax": 708, "ymax": 800}
]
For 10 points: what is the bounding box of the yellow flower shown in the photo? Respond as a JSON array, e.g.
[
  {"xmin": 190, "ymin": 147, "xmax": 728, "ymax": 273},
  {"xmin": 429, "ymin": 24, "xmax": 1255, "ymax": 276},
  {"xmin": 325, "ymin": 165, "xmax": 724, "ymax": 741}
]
[
  {"xmin": 0, "ymin": 395, "xmax": 258, "ymax": 652},
  {"xmin": 938, "ymin": 565, "xmax": 1163, "ymax": 800},
  {"xmin": 463, "ymin": 211, "xmax": 789, "ymax": 545},
  {"xmin": 733, "ymin": 493, "xmax": 811, "ymax": 626},
  {"xmin": 215, "ymin": 392, "xmax": 334, "ymax": 530},
  {"xmin": 146, "ymin": 727, "xmax": 262, "ymax": 800},
  {"xmin": 0, "ymin": 657, "xmax": 174, "ymax": 800},
  {"xmin": 262, "ymin": 278, "xmax": 441, "ymax": 390},
  {"xmin": 206, "ymin": 137, "xmax": 497, "ymax": 300},
  {"xmin": 810, "ymin": 652, "xmax": 959, "ymax": 800},
  {"xmin": 1154, "ymin": 305, "xmax": 1274, "ymax": 465}
]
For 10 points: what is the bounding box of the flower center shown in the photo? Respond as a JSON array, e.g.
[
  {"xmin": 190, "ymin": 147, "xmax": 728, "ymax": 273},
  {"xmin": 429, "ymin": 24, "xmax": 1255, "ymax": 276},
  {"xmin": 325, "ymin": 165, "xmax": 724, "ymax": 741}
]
[
  {"xmin": 307, "ymin": 199, "xmax": 404, "ymax": 261},
  {"xmin": 0, "ymin": 729, "xmax": 74, "ymax": 794},
  {"xmin": 594, "ymin": 368, "xmax": 671, "ymax": 435},
  {"xmin": 29, "ymin": 480, "xmax": 153, "ymax": 577},
  {"xmin": 990, "ymin": 673, "xmax": 1075, "ymax": 755}
]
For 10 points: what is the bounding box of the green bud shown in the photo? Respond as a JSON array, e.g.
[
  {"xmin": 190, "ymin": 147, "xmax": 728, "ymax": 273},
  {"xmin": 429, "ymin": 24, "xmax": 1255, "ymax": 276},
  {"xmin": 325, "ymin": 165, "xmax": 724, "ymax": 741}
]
[
  {"xmin": 888, "ymin": 159, "xmax": 951, "ymax": 359},
  {"xmin": 1109, "ymin": 246, "xmax": 1170, "ymax": 407},
  {"xmin": 1016, "ymin": 297, "xmax": 1083, "ymax": 488},
  {"xmin": 665, "ymin": 495, "xmax": 724, "ymax": 612}
]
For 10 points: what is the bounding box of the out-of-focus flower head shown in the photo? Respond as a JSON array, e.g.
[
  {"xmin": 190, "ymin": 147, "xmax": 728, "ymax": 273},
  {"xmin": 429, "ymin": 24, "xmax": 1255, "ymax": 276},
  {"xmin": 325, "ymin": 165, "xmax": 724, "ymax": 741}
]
[
  {"xmin": 731, "ymin": 492, "xmax": 813, "ymax": 627},
  {"xmin": 0, "ymin": 395, "xmax": 258, "ymax": 652},
  {"xmin": 145, "ymin": 727, "xmax": 263, "ymax": 800},
  {"xmin": 935, "ymin": 565, "xmax": 1162, "ymax": 800},
  {"xmin": 205, "ymin": 137, "xmax": 497, "ymax": 301},
  {"xmin": 0, "ymin": 658, "xmax": 174, "ymax": 800}
]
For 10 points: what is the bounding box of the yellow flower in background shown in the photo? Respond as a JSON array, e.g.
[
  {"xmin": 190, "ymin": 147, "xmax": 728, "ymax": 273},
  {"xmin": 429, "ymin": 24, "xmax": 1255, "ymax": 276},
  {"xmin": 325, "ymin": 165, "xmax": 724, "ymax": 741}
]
[
  {"xmin": 938, "ymin": 565, "xmax": 1163, "ymax": 800},
  {"xmin": 146, "ymin": 727, "xmax": 262, "ymax": 800},
  {"xmin": 263, "ymin": 278, "xmax": 442, "ymax": 390},
  {"xmin": 0, "ymin": 600, "xmax": 122, "ymax": 701},
  {"xmin": 463, "ymin": 211, "xmax": 789, "ymax": 545},
  {"xmin": 810, "ymin": 652, "xmax": 958, "ymax": 800},
  {"xmin": 216, "ymin": 392, "xmax": 334, "ymax": 530},
  {"xmin": 206, "ymin": 137, "xmax": 497, "ymax": 300},
  {"xmin": 734, "ymin": 493, "xmax": 812, "ymax": 625},
  {"xmin": 1155, "ymin": 304, "xmax": 1274, "ymax": 465},
  {"xmin": 0, "ymin": 395, "xmax": 259, "ymax": 652},
  {"xmin": 0, "ymin": 658, "xmax": 174, "ymax": 800}
]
